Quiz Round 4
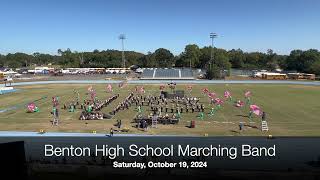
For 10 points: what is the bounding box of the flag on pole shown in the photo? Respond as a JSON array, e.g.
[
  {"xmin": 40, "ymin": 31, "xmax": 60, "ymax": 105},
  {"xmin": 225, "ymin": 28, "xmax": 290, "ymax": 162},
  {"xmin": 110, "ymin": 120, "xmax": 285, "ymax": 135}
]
[
  {"xmin": 250, "ymin": 104, "xmax": 262, "ymax": 116},
  {"xmin": 245, "ymin": 91, "xmax": 252, "ymax": 97},
  {"xmin": 235, "ymin": 100, "xmax": 245, "ymax": 107},
  {"xmin": 224, "ymin": 91, "xmax": 231, "ymax": 98},
  {"xmin": 214, "ymin": 98, "xmax": 224, "ymax": 105},
  {"xmin": 139, "ymin": 86, "xmax": 145, "ymax": 94},
  {"xmin": 202, "ymin": 88, "xmax": 209, "ymax": 94},
  {"xmin": 106, "ymin": 84, "xmax": 113, "ymax": 92},
  {"xmin": 52, "ymin": 96, "xmax": 59, "ymax": 107},
  {"xmin": 90, "ymin": 90, "xmax": 96, "ymax": 101},
  {"xmin": 208, "ymin": 92, "xmax": 216, "ymax": 99},
  {"xmin": 27, "ymin": 103, "xmax": 36, "ymax": 112},
  {"xmin": 159, "ymin": 84, "xmax": 165, "ymax": 91}
]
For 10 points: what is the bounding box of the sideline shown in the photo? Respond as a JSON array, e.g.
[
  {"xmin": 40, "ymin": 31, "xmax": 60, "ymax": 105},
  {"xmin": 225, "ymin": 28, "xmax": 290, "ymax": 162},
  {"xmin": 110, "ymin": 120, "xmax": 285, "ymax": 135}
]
[
  {"xmin": 0, "ymin": 131, "xmax": 188, "ymax": 137},
  {"xmin": 1, "ymin": 80, "xmax": 320, "ymax": 86}
]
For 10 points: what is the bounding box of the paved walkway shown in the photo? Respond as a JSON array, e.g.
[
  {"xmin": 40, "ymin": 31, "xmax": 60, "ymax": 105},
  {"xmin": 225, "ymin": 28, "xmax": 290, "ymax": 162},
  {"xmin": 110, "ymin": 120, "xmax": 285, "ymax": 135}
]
[
  {"xmin": 0, "ymin": 130, "xmax": 183, "ymax": 137},
  {"xmin": 1, "ymin": 79, "xmax": 320, "ymax": 86}
]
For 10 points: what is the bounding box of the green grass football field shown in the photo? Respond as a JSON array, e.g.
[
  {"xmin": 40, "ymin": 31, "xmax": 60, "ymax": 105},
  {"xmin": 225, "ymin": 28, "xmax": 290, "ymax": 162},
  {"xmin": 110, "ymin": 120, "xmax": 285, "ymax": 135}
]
[{"xmin": 0, "ymin": 83, "xmax": 319, "ymax": 136}]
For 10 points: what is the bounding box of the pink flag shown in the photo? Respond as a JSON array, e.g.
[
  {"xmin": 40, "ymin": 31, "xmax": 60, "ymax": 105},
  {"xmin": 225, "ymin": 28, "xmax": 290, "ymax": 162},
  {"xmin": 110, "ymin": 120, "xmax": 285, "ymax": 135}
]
[
  {"xmin": 214, "ymin": 98, "xmax": 224, "ymax": 105},
  {"xmin": 159, "ymin": 84, "xmax": 165, "ymax": 91},
  {"xmin": 245, "ymin": 91, "xmax": 252, "ymax": 97},
  {"xmin": 224, "ymin": 91, "xmax": 231, "ymax": 98},
  {"xmin": 52, "ymin": 96, "xmax": 59, "ymax": 107},
  {"xmin": 208, "ymin": 92, "xmax": 216, "ymax": 99},
  {"xmin": 235, "ymin": 100, "xmax": 244, "ymax": 107},
  {"xmin": 202, "ymin": 88, "xmax": 209, "ymax": 94},
  {"xmin": 106, "ymin": 84, "xmax": 113, "ymax": 92},
  {"xmin": 27, "ymin": 103, "xmax": 36, "ymax": 112},
  {"xmin": 87, "ymin": 86, "xmax": 95, "ymax": 100},
  {"xmin": 139, "ymin": 86, "xmax": 145, "ymax": 94},
  {"xmin": 90, "ymin": 90, "xmax": 96, "ymax": 101},
  {"xmin": 250, "ymin": 105, "xmax": 262, "ymax": 116}
]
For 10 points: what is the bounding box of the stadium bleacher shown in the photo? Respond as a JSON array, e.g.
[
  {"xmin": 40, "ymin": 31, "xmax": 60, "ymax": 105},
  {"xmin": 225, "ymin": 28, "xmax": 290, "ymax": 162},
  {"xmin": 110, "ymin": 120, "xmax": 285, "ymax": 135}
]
[
  {"xmin": 141, "ymin": 69, "xmax": 154, "ymax": 78},
  {"xmin": 156, "ymin": 69, "xmax": 179, "ymax": 78},
  {"xmin": 140, "ymin": 68, "xmax": 194, "ymax": 80},
  {"xmin": 181, "ymin": 69, "xmax": 193, "ymax": 78}
]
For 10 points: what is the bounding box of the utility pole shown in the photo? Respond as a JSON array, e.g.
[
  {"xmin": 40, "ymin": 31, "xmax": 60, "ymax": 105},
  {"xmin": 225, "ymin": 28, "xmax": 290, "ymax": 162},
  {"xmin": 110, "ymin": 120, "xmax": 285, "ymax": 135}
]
[
  {"xmin": 209, "ymin": 32, "xmax": 218, "ymax": 69},
  {"xmin": 119, "ymin": 34, "xmax": 126, "ymax": 68}
]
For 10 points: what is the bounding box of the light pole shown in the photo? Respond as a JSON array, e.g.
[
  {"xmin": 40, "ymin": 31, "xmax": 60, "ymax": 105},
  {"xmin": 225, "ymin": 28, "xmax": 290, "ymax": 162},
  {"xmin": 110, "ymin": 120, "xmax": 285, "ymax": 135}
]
[
  {"xmin": 209, "ymin": 32, "xmax": 218, "ymax": 69},
  {"xmin": 119, "ymin": 34, "xmax": 126, "ymax": 68}
]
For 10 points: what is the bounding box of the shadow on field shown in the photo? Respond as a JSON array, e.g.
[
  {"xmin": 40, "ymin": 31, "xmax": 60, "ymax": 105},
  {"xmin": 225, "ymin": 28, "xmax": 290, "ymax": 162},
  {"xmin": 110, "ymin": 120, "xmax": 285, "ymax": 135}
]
[
  {"xmin": 244, "ymin": 124, "xmax": 259, "ymax": 129},
  {"xmin": 230, "ymin": 130, "xmax": 240, "ymax": 134},
  {"xmin": 236, "ymin": 114, "xmax": 249, "ymax": 118}
]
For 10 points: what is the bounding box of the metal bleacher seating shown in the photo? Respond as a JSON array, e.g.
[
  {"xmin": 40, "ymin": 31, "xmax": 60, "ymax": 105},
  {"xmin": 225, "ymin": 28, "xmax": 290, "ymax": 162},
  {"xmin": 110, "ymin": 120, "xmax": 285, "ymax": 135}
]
[
  {"xmin": 141, "ymin": 69, "xmax": 154, "ymax": 79},
  {"xmin": 180, "ymin": 69, "xmax": 193, "ymax": 78},
  {"xmin": 155, "ymin": 69, "xmax": 179, "ymax": 78},
  {"xmin": 141, "ymin": 68, "xmax": 194, "ymax": 80}
]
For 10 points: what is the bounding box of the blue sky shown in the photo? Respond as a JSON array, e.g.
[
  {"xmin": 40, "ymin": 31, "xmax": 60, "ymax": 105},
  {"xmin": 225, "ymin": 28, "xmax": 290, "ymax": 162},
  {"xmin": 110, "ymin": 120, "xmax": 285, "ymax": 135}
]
[{"xmin": 0, "ymin": 0, "xmax": 319, "ymax": 55}]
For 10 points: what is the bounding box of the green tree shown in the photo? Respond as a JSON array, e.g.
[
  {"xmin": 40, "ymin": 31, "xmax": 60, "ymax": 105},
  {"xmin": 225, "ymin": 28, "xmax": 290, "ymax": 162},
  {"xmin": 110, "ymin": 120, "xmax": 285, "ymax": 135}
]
[
  {"xmin": 212, "ymin": 49, "xmax": 230, "ymax": 68},
  {"xmin": 153, "ymin": 48, "xmax": 174, "ymax": 67},
  {"xmin": 204, "ymin": 48, "xmax": 231, "ymax": 79},
  {"xmin": 300, "ymin": 49, "xmax": 320, "ymax": 73},
  {"xmin": 243, "ymin": 52, "xmax": 264, "ymax": 69},
  {"xmin": 139, "ymin": 52, "xmax": 156, "ymax": 67},
  {"xmin": 265, "ymin": 49, "xmax": 279, "ymax": 71},
  {"xmin": 2, "ymin": 45, "xmax": 319, "ymax": 75},
  {"xmin": 228, "ymin": 49, "xmax": 245, "ymax": 68},
  {"xmin": 206, "ymin": 65, "xmax": 220, "ymax": 79},
  {"xmin": 5, "ymin": 53, "xmax": 34, "ymax": 68},
  {"xmin": 285, "ymin": 50, "xmax": 303, "ymax": 71},
  {"xmin": 198, "ymin": 46, "xmax": 211, "ymax": 68},
  {"xmin": 57, "ymin": 49, "xmax": 63, "ymax": 56},
  {"xmin": 0, "ymin": 54, "xmax": 4, "ymax": 67},
  {"xmin": 179, "ymin": 44, "xmax": 202, "ymax": 68},
  {"xmin": 309, "ymin": 60, "xmax": 320, "ymax": 75}
]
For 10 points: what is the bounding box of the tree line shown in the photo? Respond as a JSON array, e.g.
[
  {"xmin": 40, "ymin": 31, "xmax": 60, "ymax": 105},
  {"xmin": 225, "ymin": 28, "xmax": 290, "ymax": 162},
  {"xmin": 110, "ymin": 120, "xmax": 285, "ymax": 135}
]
[{"xmin": 0, "ymin": 45, "xmax": 319, "ymax": 77}]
